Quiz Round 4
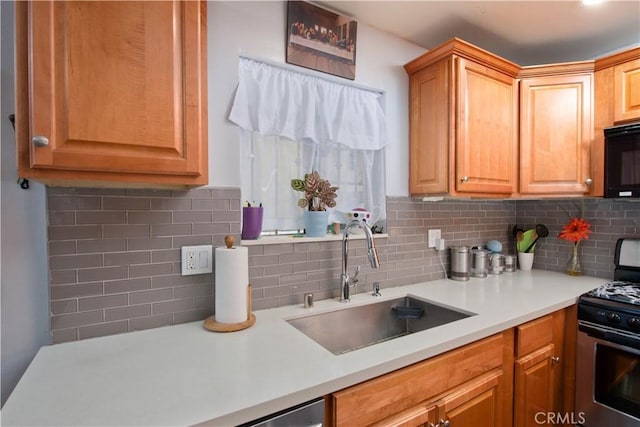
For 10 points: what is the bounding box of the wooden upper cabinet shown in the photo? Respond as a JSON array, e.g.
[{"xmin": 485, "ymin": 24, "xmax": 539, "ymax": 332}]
[
  {"xmin": 15, "ymin": 1, "xmax": 208, "ymax": 188},
  {"xmin": 456, "ymin": 58, "xmax": 518, "ymax": 195},
  {"xmin": 405, "ymin": 38, "xmax": 519, "ymax": 197},
  {"xmin": 408, "ymin": 59, "xmax": 450, "ymax": 195},
  {"xmin": 519, "ymin": 64, "xmax": 594, "ymax": 195},
  {"xmin": 592, "ymin": 48, "xmax": 640, "ymax": 197},
  {"xmin": 614, "ymin": 58, "xmax": 640, "ymax": 123}
]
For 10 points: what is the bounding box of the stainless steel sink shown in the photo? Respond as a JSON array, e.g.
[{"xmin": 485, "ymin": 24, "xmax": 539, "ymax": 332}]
[{"xmin": 286, "ymin": 296, "xmax": 475, "ymax": 355}]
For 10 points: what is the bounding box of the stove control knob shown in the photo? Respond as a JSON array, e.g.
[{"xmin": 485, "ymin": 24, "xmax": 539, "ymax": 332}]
[
  {"xmin": 606, "ymin": 313, "xmax": 622, "ymax": 324},
  {"xmin": 628, "ymin": 318, "xmax": 640, "ymax": 329}
]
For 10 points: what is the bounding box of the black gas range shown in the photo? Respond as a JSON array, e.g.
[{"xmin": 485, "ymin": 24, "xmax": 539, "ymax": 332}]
[
  {"xmin": 579, "ymin": 280, "xmax": 640, "ymax": 340},
  {"xmin": 576, "ymin": 238, "xmax": 640, "ymax": 427},
  {"xmin": 578, "ymin": 238, "xmax": 640, "ymax": 337}
]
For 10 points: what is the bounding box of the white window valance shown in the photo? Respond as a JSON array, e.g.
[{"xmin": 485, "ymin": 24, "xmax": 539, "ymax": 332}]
[{"xmin": 228, "ymin": 57, "xmax": 387, "ymax": 151}]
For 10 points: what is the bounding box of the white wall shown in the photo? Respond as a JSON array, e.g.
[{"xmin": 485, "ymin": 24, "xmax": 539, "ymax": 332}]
[
  {"xmin": 0, "ymin": 1, "xmax": 50, "ymax": 406},
  {"xmin": 207, "ymin": 1, "xmax": 425, "ymax": 196}
]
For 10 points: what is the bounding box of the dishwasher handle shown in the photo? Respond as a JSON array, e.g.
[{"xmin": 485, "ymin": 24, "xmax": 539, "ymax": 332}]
[{"xmin": 240, "ymin": 397, "xmax": 324, "ymax": 427}]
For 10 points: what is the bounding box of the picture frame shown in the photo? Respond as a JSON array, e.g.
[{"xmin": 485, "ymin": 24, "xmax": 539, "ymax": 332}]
[{"xmin": 286, "ymin": 1, "xmax": 357, "ymax": 80}]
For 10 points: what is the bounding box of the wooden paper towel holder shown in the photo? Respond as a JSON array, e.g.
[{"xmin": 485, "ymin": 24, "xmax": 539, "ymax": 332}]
[{"xmin": 204, "ymin": 236, "xmax": 256, "ymax": 332}]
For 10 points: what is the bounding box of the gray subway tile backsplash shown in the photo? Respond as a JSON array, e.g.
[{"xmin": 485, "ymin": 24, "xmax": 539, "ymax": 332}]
[
  {"xmin": 46, "ymin": 187, "xmax": 639, "ymax": 343},
  {"xmin": 516, "ymin": 199, "xmax": 640, "ymax": 278},
  {"xmin": 105, "ymin": 304, "xmax": 152, "ymax": 322},
  {"xmin": 77, "ymin": 238, "xmax": 127, "ymax": 254},
  {"xmin": 46, "ymin": 187, "xmax": 240, "ymax": 343},
  {"xmin": 50, "ymin": 282, "xmax": 102, "ymax": 300},
  {"xmin": 78, "ymin": 294, "xmax": 129, "ymax": 311},
  {"xmin": 51, "ymin": 310, "xmax": 104, "ymax": 330},
  {"xmin": 129, "ymin": 313, "xmax": 173, "ymax": 331},
  {"xmin": 79, "ymin": 321, "xmax": 129, "ymax": 340}
]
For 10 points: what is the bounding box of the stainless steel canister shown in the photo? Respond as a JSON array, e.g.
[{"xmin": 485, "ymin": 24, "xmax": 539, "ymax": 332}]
[
  {"xmin": 504, "ymin": 255, "xmax": 516, "ymax": 272},
  {"xmin": 450, "ymin": 246, "xmax": 470, "ymax": 281},
  {"xmin": 470, "ymin": 248, "xmax": 488, "ymax": 278},
  {"xmin": 488, "ymin": 253, "xmax": 505, "ymax": 275}
]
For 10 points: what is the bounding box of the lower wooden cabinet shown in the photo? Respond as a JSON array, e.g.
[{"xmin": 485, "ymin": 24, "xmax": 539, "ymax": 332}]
[
  {"xmin": 326, "ymin": 332, "xmax": 512, "ymax": 427},
  {"xmin": 370, "ymin": 403, "xmax": 437, "ymax": 427},
  {"xmin": 513, "ymin": 309, "xmax": 573, "ymax": 427},
  {"xmin": 326, "ymin": 307, "xmax": 575, "ymax": 427},
  {"xmin": 514, "ymin": 344, "xmax": 556, "ymax": 427},
  {"xmin": 369, "ymin": 369, "xmax": 504, "ymax": 427},
  {"xmin": 436, "ymin": 369, "xmax": 504, "ymax": 427}
]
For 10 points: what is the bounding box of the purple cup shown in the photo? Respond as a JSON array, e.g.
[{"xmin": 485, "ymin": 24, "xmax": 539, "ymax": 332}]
[{"xmin": 241, "ymin": 207, "xmax": 263, "ymax": 240}]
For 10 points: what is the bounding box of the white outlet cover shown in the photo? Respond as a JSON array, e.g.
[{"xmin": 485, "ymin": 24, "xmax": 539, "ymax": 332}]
[
  {"xmin": 428, "ymin": 229, "xmax": 441, "ymax": 248},
  {"xmin": 181, "ymin": 245, "xmax": 213, "ymax": 276}
]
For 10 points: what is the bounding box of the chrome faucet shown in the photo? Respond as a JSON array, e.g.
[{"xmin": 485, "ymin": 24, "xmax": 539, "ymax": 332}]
[{"xmin": 340, "ymin": 219, "xmax": 380, "ymax": 302}]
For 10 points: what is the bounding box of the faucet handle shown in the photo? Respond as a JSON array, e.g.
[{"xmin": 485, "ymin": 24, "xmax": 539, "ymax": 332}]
[
  {"xmin": 349, "ymin": 266, "xmax": 360, "ymax": 288},
  {"xmin": 372, "ymin": 282, "xmax": 381, "ymax": 297}
]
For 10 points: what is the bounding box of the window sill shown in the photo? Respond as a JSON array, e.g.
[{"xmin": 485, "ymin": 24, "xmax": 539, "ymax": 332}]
[{"xmin": 241, "ymin": 233, "xmax": 388, "ymax": 246}]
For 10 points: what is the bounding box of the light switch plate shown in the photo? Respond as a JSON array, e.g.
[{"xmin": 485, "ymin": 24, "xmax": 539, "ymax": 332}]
[{"xmin": 181, "ymin": 245, "xmax": 213, "ymax": 276}]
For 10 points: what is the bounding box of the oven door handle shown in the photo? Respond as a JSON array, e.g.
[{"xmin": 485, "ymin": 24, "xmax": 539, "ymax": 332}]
[{"xmin": 579, "ymin": 322, "xmax": 640, "ymax": 350}]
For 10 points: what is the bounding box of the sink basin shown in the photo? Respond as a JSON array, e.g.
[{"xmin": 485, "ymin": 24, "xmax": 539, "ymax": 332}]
[{"xmin": 287, "ymin": 296, "xmax": 475, "ymax": 355}]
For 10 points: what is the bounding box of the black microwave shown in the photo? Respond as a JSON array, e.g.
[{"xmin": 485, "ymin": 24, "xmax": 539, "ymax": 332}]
[{"xmin": 604, "ymin": 122, "xmax": 640, "ymax": 198}]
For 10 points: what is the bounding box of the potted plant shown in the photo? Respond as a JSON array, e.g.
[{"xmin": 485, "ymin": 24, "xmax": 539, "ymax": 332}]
[{"xmin": 291, "ymin": 170, "xmax": 338, "ymax": 237}]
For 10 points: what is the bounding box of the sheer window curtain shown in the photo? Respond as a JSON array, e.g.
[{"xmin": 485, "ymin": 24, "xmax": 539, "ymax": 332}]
[
  {"xmin": 230, "ymin": 57, "xmax": 387, "ymax": 233},
  {"xmin": 240, "ymin": 131, "xmax": 386, "ymax": 232}
]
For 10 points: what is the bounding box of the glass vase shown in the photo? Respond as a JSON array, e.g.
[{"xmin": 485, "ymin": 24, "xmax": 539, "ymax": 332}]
[{"xmin": 566, "ymin": 243, "xmax": 583, "ymax": 276}]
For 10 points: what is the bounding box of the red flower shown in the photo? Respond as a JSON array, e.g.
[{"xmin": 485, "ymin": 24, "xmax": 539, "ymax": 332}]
[{"xmin": 558, "ymin": 217, "xmax": 592, "ymax": 243}]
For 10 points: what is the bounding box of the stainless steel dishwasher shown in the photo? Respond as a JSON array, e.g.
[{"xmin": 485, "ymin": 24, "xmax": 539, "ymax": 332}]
[{"xmin": 240, "ymin": 398, "xmax": 324, "ymax": 427}]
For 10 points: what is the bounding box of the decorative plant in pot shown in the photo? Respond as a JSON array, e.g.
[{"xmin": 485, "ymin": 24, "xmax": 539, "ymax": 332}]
[{"xmin": 291, "ymin": 170, "xmax": 338, "ymax": 237}]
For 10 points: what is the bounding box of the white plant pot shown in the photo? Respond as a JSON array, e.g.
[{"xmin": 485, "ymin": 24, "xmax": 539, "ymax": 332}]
[{"xmin": 518, "ymin": 252, "xmax": 534, "ymax": 271}]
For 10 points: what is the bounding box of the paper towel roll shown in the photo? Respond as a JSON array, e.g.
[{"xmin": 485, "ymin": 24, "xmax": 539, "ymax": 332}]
[{"xmin": 215, "ymin": 245, "xmax": 249, "ymax": 324}]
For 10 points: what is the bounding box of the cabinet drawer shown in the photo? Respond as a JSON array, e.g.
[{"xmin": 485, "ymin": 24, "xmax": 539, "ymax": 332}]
[{"xmin": 515, "ymin": 315, "xmax": 553, "ymax": 358}]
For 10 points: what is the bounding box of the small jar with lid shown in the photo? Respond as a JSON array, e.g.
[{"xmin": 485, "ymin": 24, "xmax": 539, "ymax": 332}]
[
  {"xmin": 470, "ymin": 247, "xmax": 488, "ymax": 278},
  {"xmin": 504, "ymin": 255, "xmax": 516, "ymax": 272},
  {"xmin": 450, "ymin": 246, "xmax": 470, "ymax": 281}
]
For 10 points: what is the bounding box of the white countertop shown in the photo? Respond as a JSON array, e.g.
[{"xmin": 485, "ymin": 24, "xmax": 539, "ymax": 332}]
[{"xmin": 1, "ymin": 270, "xmax": 605, "ymax": 427}]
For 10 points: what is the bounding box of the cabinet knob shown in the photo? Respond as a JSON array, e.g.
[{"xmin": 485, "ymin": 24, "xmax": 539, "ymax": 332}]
[
  {"xmin": 460, "ymin": 176, "xmax": 469, "ymax": 183},
  {"xmin": 585, "ymin": 178, "xmax": 593, "ymax": 186},
  {"xmin": 440, "ymin": 419, "xmax": 451, "ymax": 427},
  {"xmin": 32, "ymin": 135, "xmax": 49, "ymax": 147},
  {"xmin": 551, "ymin": 356, "xmax": 560, "ymax": 364}
]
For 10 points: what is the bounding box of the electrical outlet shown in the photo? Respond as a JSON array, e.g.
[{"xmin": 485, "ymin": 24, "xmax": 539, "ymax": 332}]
[
  {"xmin": 181, "ymin": 245, "xmax": 213, "ymax": 276},
  {"xmin": 428, "ymin": 229, "xmax": 441, "ymax": 248}
]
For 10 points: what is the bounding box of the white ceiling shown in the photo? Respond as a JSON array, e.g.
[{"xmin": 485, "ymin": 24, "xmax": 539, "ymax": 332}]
[{"xmin": 319, "ymin": 0, "xmax": 640, "ymax": 65}]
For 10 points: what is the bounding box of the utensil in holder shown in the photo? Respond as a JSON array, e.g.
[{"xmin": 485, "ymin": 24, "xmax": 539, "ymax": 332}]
[{"xmin": 241, "ymin": 206, "xmax": 263, "ymax": 240}]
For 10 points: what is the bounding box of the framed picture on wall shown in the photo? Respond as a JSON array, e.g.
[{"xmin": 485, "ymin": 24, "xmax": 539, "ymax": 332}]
[{"xmin": 286, "ymin": 1, "xmax": 357, "ymax": 80}]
